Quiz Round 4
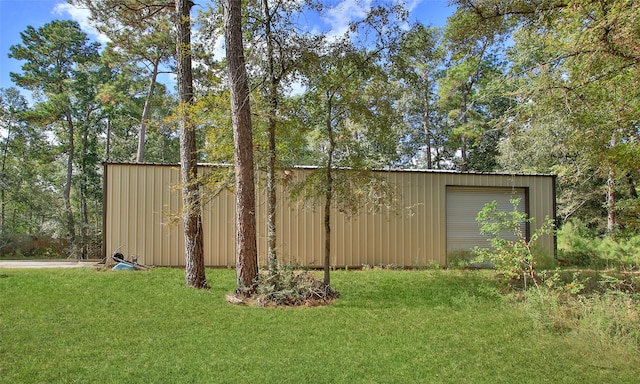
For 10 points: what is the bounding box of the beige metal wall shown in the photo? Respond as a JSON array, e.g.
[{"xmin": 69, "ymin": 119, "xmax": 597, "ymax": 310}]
[{"xmin": 104, "ymin": 163, "xmax": 556, "ymax": 267}]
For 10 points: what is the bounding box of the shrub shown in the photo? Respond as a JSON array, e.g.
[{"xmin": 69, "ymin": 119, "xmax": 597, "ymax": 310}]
[
  {"xmin": 557, "ymin": 219, "xmax": 640, "ymax": 270},
  {"xmin": 0, "ymin": 233, "xmax": 67, "ymax": 259},
  {"xmin": 557, "ymin": 220, "xmax": 598, "ymax": 267},
  {"xmin": 597, "ymin": 236, "xmax": 640, "ymax": 271},
  {"xmin": 473, "ymin": 198, "xmax": 554, "ymax": 288}
]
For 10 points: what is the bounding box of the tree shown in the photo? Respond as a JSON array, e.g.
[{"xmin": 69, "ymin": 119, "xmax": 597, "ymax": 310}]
[
  {"xmin": 438, "ymin": 18, "xmax": 507, "ymax": 172},
  {"xmin": 9, "ymin": 20, "xmax": 100, "ymax": 257},
  {"xmin": 71, "ymin": 0, "xmax": 175, "ymax": 163},
  {"xmin": 0, "ymin": 88, "xmax": 59, "ymax": 241},
  {"xmin": 293, "ymin": 36, "xmax": 399, "ymax": 285},
  {"xmin": 175, "ymin": 0, "xmax": 208, "ymax": 289},
  {"xmin": 196, "ymin": 0, "xmax": 320, "ymax": 275},
  {"xmin": 225, "ymin": 0, "xmax": 259, "ymax": 294},
  {"xmin": 70, "ymin": 62, "xmax": 112, "ymax": 258},
  {"xmin": 97, "ymin": 61, "xmax": 178, "ymax": 163},
  {"xmin": 257, "ymin": 0, "xmax": 301, "ymax": 276},
  {"xmin": 390, "ymin": 24, "xmax": 444, "ymax": 169},
  {"xmin": 453, "ymin": 0, "xmax": 640, "ymax": 234},
  {"xmin": 284, "ymin": 3, "xmax": 408, "ymax": 285},
  {"xmin": 0, "ymin": 88, "xmax": 28, "ymax": 237}
]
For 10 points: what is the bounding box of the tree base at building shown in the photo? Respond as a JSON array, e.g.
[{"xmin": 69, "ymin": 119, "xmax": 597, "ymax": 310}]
[{"xmin": 226, "ymin": 266, "xmax": 340, "ymax": 307}]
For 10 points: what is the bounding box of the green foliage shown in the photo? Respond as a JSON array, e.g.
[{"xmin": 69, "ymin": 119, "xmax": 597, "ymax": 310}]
[
  {"xmin": 389, "ymin": 24, "xmax": 445, "ymax": 166},
  {"xmin": 558, "ymin": 219, "xmax": 640, "ymax": 270},
  {"xmin": 474, "ymin": 0, "xmax": 640, "ymax": 235},
  {"xmin": 0, "ymin": 234, "xmax": 66, "ymax": 259},
  {"xmin": 473, "ymin": 198, "xmax": 555, "ymax": 286},
  {"xmin": 288, "ymin": 168, "xmax": 397, "ymax": 217},
  {"xmin": 9, "ymin": 20, "xmax": 100, "ymax": 94},
  {"xmin": 596, "ymin": 237, "xmax": 640, "ymax": 271}
]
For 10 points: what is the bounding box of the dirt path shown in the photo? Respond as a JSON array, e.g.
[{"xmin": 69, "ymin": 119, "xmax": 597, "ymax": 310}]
[{"xmin": 0, "ymin": 260, "xmax": 100, "ymax": 269}]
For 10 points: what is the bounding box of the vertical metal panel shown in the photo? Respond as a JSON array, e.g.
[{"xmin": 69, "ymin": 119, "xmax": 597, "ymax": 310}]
[
  {"xmin": 445, "ymin": 187, "xmax": 526, "ymax": 254},
  {"xmin": 104, "ymin": 164, "xmax": 556, "ymax": 268}
]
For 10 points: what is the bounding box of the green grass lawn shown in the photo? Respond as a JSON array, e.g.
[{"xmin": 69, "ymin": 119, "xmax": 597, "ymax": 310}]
[{"xmin": 1, "ymin": 267, "xmax": 638, "ymax": 383}]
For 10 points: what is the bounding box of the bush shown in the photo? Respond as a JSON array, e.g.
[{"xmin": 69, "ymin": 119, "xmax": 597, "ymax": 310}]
[
  {"xmin": 558, "ymin": 219, "xmax": 640, "ymax": 270},
  {"xmin": 472, "ymin": 198, "xmax": 554, "ymax": 288},
  {"xmin": 557, "ymin": 220, "xmax": 601, "ymax": 267},
  {"xmin": 597, "ymin": 236, "xmax": 640, "ymax": 271},
  {"xmin": 0, "ymin": 233, "xmax": 67, "ymax": 259}
]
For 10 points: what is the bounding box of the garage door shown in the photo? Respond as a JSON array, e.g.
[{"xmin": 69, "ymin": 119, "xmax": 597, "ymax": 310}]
[{"xmin": 446, "ymin": 187, "xmax": 527, "ymax": 254}]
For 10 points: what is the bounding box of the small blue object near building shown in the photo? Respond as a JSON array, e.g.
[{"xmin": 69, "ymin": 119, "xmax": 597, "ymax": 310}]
[{"xmin": 112, "ymin": 262, "xmax": 136, "ymax": 271}]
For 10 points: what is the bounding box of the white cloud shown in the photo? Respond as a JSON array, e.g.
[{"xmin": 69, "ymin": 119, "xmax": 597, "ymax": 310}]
[
  {"xmin": 321, "ymin": 0, "xmax": 418, "ymax": 38},
  {"xmin": 53, "ymin": 3, "xmax": 110, "ymax": 44},
  {"xmin": 404, "ymin": 0, "xmax": 422, "ymax": 13},
  {"xmin": 322, "ymin": 0, "xmax": 372, "ymax": 37}
]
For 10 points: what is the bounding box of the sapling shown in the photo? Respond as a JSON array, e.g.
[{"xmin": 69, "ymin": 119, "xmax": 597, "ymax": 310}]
[{"xmin": 473, "ymin": 198, "xmax": 554, "ymax": 289}]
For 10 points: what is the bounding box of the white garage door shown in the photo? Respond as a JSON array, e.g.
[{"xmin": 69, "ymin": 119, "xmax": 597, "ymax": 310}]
[{"xmin": 446, "ymin": 187, "xmax": 527, "ymax": 254}]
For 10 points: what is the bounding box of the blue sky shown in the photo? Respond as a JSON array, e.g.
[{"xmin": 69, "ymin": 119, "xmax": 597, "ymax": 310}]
[{"xmin": 0, "ymin": 0, "xmax": 455, "ymax": 94}]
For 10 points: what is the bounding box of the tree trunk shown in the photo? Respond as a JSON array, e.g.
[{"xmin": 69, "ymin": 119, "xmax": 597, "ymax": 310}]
[
  {"xmin": 105, "ymin": 118, "xmax": 111, "ymax": 161},
  {"xmin": 176, "ymin": 0, "xmax": 208, "ymax": 289},
  {"xmin": 423, "ymin": 70, "xmax": 432, "ymax": 169},
  {"xmin": 136, "ymin": 58, "xmax": 160, "ymax": 163},
  {"xmin": 607, "ymin": 134, "xmax": 616, "ymax": 236},
  {"xmin": 607, "ymin": 166, "xmax": 616, "ymax": 234},
  {"xmin": 64, "ymin": 111, "xmax": 77, "ymax": 257},
  {"xmin": 460, "ymin": 91, "xmax": 468, "ymax": 172},
  {"xmin": 225, "ymin": 0, "xmax": 258, "ymax": 294},
  {"xmin": 263, "ymin": 0, "xmax": 278, "ymax": 275},
  {"xmin": 323, "ymin": 94, "xmax": 335, "ymax": 286},
  {"xmin": 80, "ymin": 127, "xmax": 89, "ymax": 259},
  {"xmin": 0, "ymin": 183, "xmax": 4, "ymax": 238},
  {"xmin": 0, "ymin": 123, "xmax": 10, "ymax": 237}
]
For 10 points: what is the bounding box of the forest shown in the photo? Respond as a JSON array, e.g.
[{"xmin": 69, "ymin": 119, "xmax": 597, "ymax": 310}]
[{"xmin": 1, "ymin": 0, "xmax": 639, "ymax": 274}]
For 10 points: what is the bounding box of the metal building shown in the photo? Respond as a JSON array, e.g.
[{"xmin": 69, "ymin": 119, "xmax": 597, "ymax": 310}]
[{"xmin": 103, "ymin": 163, "xmax": 556, "ymax": 268}]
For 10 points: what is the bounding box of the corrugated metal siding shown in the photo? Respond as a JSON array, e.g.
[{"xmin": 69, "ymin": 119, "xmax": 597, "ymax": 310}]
[
  {"xmin": 104, "ymin": 164, "xmax": 556, "ymax": 267},
  {"xmin": 446, "ymin": 187, "xmax": 526, "ymax": 254}
]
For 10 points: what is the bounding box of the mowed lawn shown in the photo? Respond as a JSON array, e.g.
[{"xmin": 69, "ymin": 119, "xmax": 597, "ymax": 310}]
[{"xmin": 1, "ymin": 267, "xmax": 638, "ymax": 383}]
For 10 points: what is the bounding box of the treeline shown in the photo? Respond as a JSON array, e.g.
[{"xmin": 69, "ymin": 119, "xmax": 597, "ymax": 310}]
[{"xmin": 1, "ymin": 0, "xmax": 638, "ymax": 260}]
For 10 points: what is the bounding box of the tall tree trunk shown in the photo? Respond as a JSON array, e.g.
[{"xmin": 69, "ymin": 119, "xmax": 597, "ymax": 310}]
[
  {"xmin": 323, "ymin": 94, "xmax": 335, "ymax": 286},
  {"xmin": 607, "ymin": 166, "xmax": 616, "ymax": 234},
  {"xmin": 263, "ymin": 0, "xmax": 278, "ymax": 275},
  {"xmin": 105, "ymin": 118, "xmax": 111, "ymax": 161},
  {"xmin": 64, "ymin": 111, "xmax": 77, "ymax": 257},
  {"xmin": 80, "ymin": 184, "xmax": 88, "ymax": 258},
  {"xmin": 460, "ymin": 91, "xmax": 468, "ymax": 172},
  {"xmin": 176, "ymin": 0, "xmax": 208, "ymax": 289},
  {"xmin": 607, "ymin": 133, "xmax": 616, "ymax": 236},
  {"xmin": 80, "ymin": 127, "xmax": 89, "ymax": 259},
  {"xmin": 225, "ymin": 0, "xmax": 258, "ymax": 294},
  {"xmin": 0, "ymin": 124, "xmax": 10, "ymax": 237},
  {"xmin": 0, "ymin": 183, "xmax": 4, "ymax": 238},
  {"xmin": 136, "ymin": 58, "xmax": 160, "ymax": 163},
  {"xmin": 423, "ymin": 70, "xmax": 432, "ymax": 169}
]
